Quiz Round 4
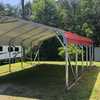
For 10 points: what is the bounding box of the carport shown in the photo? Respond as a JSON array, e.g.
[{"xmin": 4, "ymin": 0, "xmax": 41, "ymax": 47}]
[{"xmin": 0, "ymin": 16, "xmax": 93, "ymax": 90}]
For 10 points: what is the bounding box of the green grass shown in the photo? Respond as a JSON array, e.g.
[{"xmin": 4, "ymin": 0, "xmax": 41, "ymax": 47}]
[
  {"xmin": 94, "ymin": 62, "xmax": 100, "ymax": 67},
  {"xmin": 0, "ymin": 61, "xmax": 99, "ymax": 77},
  {"xmin": 0, "ymin": 61, "xmax": 99, "ymax": 100}
]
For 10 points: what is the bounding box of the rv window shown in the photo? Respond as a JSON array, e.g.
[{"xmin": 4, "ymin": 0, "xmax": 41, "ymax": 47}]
[
  {"xmin": 0, "ymin": 46, "xmax": 3, "ymax": 51},
  {"xmin": 8, "ymin": 47, "xmax": 13, "ymax": 52},
  {"xmin": 15, "ymin": 47, "xmax": 19, "ymax": 52}
]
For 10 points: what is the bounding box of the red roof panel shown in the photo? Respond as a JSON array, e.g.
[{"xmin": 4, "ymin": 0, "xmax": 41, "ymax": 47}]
[{"xmin": 64, "ymin": 32, "xmax": 93, "ymax": 46}]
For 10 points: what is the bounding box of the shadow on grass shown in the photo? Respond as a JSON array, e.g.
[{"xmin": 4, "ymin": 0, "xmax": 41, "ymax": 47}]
[{"xmin": 0, "ymin": 64, "xmax": 99, "ymax": 100}]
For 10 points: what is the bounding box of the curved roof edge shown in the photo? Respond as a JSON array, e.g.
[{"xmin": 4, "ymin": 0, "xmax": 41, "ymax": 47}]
[{"xmin": 64, "ymin": 32, "xmax": 93, "ymax": 46}]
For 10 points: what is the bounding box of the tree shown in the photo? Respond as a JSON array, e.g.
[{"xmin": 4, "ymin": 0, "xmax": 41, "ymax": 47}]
[
  {"xmin": 0, "ymin": 3, "xmax": 6, "ymax": 16},
  {"xmin": 57, "ymin": 0, "xmax": 100, "ymax": 45},
  {"xmin": 79, "ymin": 0, "xmax": 100, "ymax": 45},
  {"xmin": 21, "ymin": 0, "xmax": 25, "ymax": 18},
  {"xmin": 0, "ymin": 3, "xmax": 18, "ymax": 17},
  {"xmin": 58, "ymin": 44, "xmax": 82, "ymax": 60},
  {"xmin": 24, "ymin": 1, "xmax": 32, "ymax": 19},
  {"xmin": 57, "ymin": 0, "xmax": 84, "ymax": 32},
  {"xmin": 5, "ymin": 4, "xmax": 18, "ymax": 16},
  {"xmin": 31, "ymin": 0, "xmax": 60, "ymax": 27}
]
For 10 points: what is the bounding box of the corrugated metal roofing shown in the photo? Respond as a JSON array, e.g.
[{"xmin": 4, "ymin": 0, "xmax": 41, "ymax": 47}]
[
  {"xmin": 0, "ymin": 16, "xmax": 64, "ymax": 47},
  {"xmin": 65, "ymin": 32, "xmax": 93, "ymax": 46},
  {"xmin": 0, "ymin": 16, "xmax": 93, "ymax": 47}
]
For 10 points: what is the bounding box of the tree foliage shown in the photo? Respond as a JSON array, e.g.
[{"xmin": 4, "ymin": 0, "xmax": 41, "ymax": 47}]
[
  {"xmin": 24, "ymin": 2, "xmax": 32, "ymax": 19},
  {"xmin": 0, "ymin": 3, "xmax": 18, "ymax": 16},
  {"xmin": 58, "ymin": 44, "xmax": 82, "ymax": 59},
  {"xmin": 31, "ymin": 0, "xmax": 60, "ymax": 27},
  {"xmin": 57, "ymin": 0, "xmax": 100, "ymax": 45},
  {"xmin": 0, "ymin": 3, "xmax": 5, "ymax": 16},
  {"xmin": 31, "ymin": 0, "xmax": 100, "ymax": 44}
]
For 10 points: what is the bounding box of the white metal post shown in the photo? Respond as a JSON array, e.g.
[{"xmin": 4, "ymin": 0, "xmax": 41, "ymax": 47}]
[
  {"xmin": 21, "ymin": 46, "xmax": 24, "ymax": 69},
  {"xmin": 90, "ymin": 45, "xmax": 92, "ymax": 66},
  {"xmin": 91, "ymin": 44, "xmax": 94, "ymax": 65},
  {"xmin": 38, "ymin": 47, "xmax": 40, "ymax": 63},
  {"xmin": 86, "ymin": 46, "xmax": 88, "ymax": 67},
  {"xmin": 23, "ymin": 46, "xmax": 25, "ymax": 62},
  {"xmin": 89, "ymin": 45, "xmax": 92, "ymax": 66},
  {"xmin": 81, "ymin": 45, "xmax": 84, "ymax": 72},
  {"xmin": 8, "ymin": 43, "xmax": 11, "ymax": 72},
  {"xmin": 56, "ymin": 31, "xmax": 69, "ymax": 89},
  {"xmin": 33, "ymin": 42, "xmax": 42, "ymax": 63},
  {"xmin": 75, "ymin": 44, "xmax": 78, "ymax": 78},
  {"xmin": 65, "ymin": 43, "xmax": 69, "ymax": 89},
  {"xmin": 63, "ymin": 34, "xmax": 69, "ymax": 89},
  {"xmin": 31, "ymin": 42, "xmax": 33, "ymax": 65}
]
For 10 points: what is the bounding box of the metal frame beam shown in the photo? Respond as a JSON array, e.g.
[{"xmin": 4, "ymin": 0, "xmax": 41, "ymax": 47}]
[
  {"xmin": 75, "ymin": 44, "xmax": 78, "ymax": 78},
  {"xmin": 92, "ymin": 44, "xmax": 94, "ymax": 64},
  {"xmin": 20, "ymin": 43, "xmax": 24, "ymax": 69},
  {"xmin": 81, "ymin": 45, "xmax": 84, "ymax": 72},
  {"xmin": 89, "ymin": 45, "xmax": 92, "ymax": 66},
  {"xmin": 86, "ymin": 46, "xmax": 88, "ymax": 67},
  {"xmin": 55, "ymin": 31, "xmax": 69, "ymax": 89},
  {"xmin": 62, "ymin": 33, "xmax": 69, "ymax": 89},
  {"xmin": 8, "ymin": 42, "xmax": 12, "ymax": 72}
]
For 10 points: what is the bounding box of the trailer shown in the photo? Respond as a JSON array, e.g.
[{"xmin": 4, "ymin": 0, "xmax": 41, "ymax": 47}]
[{"xmin": 0, "ymin": 45, "xmax": 22, "ymax": 60}]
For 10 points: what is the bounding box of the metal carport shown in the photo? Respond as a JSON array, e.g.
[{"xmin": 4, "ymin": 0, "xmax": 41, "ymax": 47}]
[{"xmin": 0, "ymin": 16, "xmax": 93, "ymax": 90}]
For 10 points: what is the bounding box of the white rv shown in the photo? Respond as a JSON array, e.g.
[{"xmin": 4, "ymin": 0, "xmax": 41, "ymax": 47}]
[{"xmin": 0, "ymin": 45, "xmax": 22, "ymax": 60}]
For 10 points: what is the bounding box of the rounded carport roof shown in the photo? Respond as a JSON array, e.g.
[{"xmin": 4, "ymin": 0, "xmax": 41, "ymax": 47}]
[
  {"xmin": 0, "ymin": 16, "xmax": 93, "ymax": 47},
  {"xmin": 0, "ymin": 16, "xmax": 64, "ymax": 47}
]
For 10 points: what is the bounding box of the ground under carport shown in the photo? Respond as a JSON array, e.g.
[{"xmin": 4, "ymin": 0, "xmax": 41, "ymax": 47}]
[{"xmin": 0, "ymin": 64, "xmax": 100, "ymax": 100}]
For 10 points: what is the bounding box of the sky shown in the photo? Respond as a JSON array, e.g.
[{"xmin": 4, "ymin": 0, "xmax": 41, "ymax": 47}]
[{"xmin": 0, "ymin": 0, "xmax": 33, "ymax": 6}]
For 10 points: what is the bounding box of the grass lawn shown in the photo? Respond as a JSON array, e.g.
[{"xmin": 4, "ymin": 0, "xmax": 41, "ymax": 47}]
[
  {"xmin": 0, "ymin": 61, "xmax": 98, "ymax": 76},
  {"xmin": 0, "ymin": 61, "xmax": 99, "ymax": 100}
]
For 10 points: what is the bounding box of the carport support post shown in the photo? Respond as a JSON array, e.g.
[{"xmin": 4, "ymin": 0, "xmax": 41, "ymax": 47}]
[
  {"xmin": 56, "ymin": 31, "xmax": 69, "ymax": 89},
  {"xmin": 90, "ymin": 44, "xmax": 93, "ymax": 66},
  {"xmin": 75, "ymin": 44, "xmax": 78, "ymax": 78},
  {"xmin": 82, "ymin": 45, "xmax": 84, "ymax": 72},
  {"xmin": 31, "ymin": 42, "xmax": 33, "ymax": 65},
  {"xmin": 21, "ymin": 44, "xmax": 24, "ymax": 69},
  {"xmin": 37, "ymin": 47, "xmax": 40, "ymax": 64},
  {"xmin": 86, "ymin": 46, "xmax": 88, "ymax": 67},
  {"xmin": 8, "ymin": 43, "xmax": 11, "ymax": 72},
  {"xmin": 90, "ymin": 45, "xmax": 92, "ymax": 66},
  {"xmin": 92, "ymin": 44, "xmax": 94, "ymax": 64},
  {"xmin": 63, "ymin": 35, "xmax": 69, "ymax": 90},
  {"xmin": 23, "ymin": 46, "xmax": 26, "ymax": 62},
  {"xmin": 89, "ymin": 45, "xmax": 92, "ymax": 67}
]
